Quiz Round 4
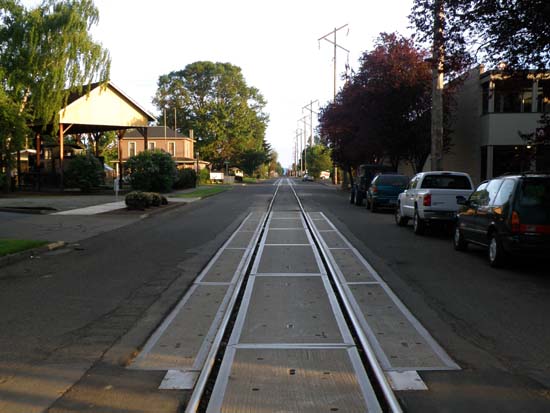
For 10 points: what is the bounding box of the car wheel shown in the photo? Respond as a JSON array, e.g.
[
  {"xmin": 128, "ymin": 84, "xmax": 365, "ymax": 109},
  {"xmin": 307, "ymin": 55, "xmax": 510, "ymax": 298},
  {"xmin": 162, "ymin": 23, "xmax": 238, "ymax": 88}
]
[
  {"xmin": 488, "ymin": 233, "xmax": 506, "ymax": 267},
  {"xmin": 350, "ymin": 189, "xmax": 355, "ymax": 204},
  {"xmin": 395, "ymin": 204, "xmax": 408, "ymax": 226},
  {"xmin": 453, "ymin": 226, "xmax": 468, "ymax": 251},
  {"xmin": 413, "ymin": 211, "xmax": 425, "ymax": 235}
]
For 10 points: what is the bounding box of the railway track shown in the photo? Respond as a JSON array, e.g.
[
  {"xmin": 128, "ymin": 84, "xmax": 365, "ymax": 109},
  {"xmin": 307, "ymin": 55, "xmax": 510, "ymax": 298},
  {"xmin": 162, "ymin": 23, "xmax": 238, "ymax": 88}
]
[{"xmin": 130, "ymin": 178, "xmax": 458, "ymax": 412}]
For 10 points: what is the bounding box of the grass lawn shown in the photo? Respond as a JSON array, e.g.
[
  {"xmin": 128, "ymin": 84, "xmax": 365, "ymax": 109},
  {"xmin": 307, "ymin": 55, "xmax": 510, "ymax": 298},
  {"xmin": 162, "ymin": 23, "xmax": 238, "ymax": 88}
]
[
  {"xmin": 242, "ymin": 177, "xmax": 259, "ymax": 184},
  {"xmin": 0, "ymin": 239, "xmax": 49, "ymax": 257},
  {"xmin": 175, "ymin": 186, "xmax": 232, "ymax": 198}
]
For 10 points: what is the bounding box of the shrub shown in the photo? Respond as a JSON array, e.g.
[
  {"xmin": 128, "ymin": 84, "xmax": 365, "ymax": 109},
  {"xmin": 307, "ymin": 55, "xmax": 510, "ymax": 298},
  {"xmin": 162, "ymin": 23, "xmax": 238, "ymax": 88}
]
[
  {"xmin": 65, "ymin": 153, "xmax": 104, "ymax": 192},
  {"xmin": 125, "ymin": 191, "xmax": 164, "ymax": 210},
  {"xmin": 173, "ymin": 168, "xmax": 197, "ymax": 189},
  {"xmin": 125, "ymin": 191, "xmax": 149, "ymax": 210},
  {"xmin": 125, "ymin": 150, "xmax": 176, "ymax": 192},
  {"xmin": 146, "ymin": 192, "xmax": 162, "ymax": 206},
  {"xmin": 198, "ymin": 168, "xmax": 210, "ymax": 184}
]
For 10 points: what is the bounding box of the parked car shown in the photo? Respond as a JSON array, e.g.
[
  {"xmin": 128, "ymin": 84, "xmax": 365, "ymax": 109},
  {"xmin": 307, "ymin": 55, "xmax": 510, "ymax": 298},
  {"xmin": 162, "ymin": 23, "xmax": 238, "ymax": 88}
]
[
  {"xmin": 366, "ymin": 173, "xmax": 409, "ymax": 212},
  {"xmin": 302, "ymin": 174, "xmax": 314, "ymax": 182},
  {"xmin": 395, "ymin": 171, "xmax": 474, "ymax": 234},
  {"xmin": 453, "ymin": 172, "xmax": 550, "ymax": 267},
  {"xmin": 350, "ymin": 164, "xmax": 395, "ymax": 206}
]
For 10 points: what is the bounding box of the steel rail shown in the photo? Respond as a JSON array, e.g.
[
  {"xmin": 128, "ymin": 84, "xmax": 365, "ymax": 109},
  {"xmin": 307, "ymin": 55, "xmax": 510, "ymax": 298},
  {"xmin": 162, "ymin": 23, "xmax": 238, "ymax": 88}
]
[
  {"xmin": 290, "ymin": 181, "xmax": 403, "ymax": 413},
  {"xmin": 184, "ymin": 179, "xmax": 283, "ymax": 413}
]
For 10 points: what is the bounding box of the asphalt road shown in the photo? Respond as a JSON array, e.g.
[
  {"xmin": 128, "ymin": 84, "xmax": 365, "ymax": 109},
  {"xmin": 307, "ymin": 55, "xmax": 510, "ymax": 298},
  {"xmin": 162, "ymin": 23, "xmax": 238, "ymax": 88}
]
[
  {"xmin": 296, "ymin": 180, "xmax": 550, "ymax": 412},
  {"xmin": 0, "ymin": 183, "xmax": 275, "ymax": 413},
  {"xmin": 1, "ymin": 179, "xmax": 549, "ymax": 413}
]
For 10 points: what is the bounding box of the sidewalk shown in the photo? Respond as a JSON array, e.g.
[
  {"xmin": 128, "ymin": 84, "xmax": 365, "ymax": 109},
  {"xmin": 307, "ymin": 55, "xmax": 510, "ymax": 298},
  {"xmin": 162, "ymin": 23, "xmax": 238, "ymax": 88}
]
[{"xmin": 0, "ymin": 190, "xmax": 200, "ymax": 263}]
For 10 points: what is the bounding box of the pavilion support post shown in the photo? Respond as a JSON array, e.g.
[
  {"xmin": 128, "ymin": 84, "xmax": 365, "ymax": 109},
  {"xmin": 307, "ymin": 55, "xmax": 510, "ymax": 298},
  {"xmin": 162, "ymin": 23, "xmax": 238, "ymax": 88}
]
[
  {"xmin": 16, "ymin": 150, "xmax": 21, "ymax": 190},
  {"xmin": 117, "ymin": 130, "xmax": 126, "ymax": 188},
  {"xmin": 35, "ymin": 133, "xmax": 41, "ymax": 190},
  {"xmin": 59, "ymin": 123, "xmax": 64, "ymax": 190}
]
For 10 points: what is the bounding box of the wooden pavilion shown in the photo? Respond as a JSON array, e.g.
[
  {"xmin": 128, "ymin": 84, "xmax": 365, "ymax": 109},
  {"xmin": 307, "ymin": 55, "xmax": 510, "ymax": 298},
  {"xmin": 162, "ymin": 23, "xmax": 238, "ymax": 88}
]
[{"xmin": 27, "ymin": 81, "xmax": 156, "ymax": 189}]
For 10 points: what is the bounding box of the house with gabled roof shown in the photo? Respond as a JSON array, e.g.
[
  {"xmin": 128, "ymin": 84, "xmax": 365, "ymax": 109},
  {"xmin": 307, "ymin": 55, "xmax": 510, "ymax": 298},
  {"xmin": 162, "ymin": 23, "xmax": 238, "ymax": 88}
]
[{"xmin": 121, "ymin": 127, "xmax": 208, "ymax": 170}]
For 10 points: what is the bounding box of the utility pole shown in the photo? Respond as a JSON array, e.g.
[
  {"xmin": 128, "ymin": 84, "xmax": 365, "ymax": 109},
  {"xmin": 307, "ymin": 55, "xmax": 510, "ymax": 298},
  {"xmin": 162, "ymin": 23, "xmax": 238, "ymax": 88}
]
[
  {"xmin": 431, "ymin": 0, "xmax": 444, "ymax": 171},
  {"xmin": 296, "ymin": 128, "xmax": 303, "ymax": 176},
  {"xmin": 302, "ymin": 100, "xmax": 318, "ymax": 146},
  {"xmin": 300, "ymin": 116, "xmax": 308, "ymax": 174},
  {"xmin": 319, "ymin": 24, "xmax": 349, "ymax": 184}
]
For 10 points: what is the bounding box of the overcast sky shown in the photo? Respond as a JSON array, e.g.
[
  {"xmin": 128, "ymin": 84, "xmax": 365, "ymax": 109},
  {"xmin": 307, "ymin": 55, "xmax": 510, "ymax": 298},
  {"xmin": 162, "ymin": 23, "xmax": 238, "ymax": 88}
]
[{"xmin": 23, "ymin": 0, "xmax": 415, "ymax": 167}]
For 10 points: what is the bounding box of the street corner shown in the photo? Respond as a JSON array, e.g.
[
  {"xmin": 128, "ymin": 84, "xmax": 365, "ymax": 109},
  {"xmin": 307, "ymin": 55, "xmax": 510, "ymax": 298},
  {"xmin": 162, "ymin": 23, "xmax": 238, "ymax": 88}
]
[{"xmin": 0, "ymin": 240, "xmax": 67, "ymax": 270}]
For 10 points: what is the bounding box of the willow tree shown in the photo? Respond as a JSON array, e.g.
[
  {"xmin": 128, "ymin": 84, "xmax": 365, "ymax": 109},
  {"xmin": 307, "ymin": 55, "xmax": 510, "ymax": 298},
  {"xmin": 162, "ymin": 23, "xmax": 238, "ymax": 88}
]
[{"xmin": 0, "ymin": 0, "xmax": 110, "ymax": 136}]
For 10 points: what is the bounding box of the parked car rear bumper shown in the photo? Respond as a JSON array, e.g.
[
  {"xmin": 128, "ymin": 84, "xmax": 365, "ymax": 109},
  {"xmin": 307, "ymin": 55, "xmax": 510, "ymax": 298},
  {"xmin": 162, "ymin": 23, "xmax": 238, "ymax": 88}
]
[
  {"xmin": 422, "ymin": 210, "xmax": 457, "ymax": 221},
  {"xmin": 502, "ymin": 234, "xmax": 550, "ymax": 255}
]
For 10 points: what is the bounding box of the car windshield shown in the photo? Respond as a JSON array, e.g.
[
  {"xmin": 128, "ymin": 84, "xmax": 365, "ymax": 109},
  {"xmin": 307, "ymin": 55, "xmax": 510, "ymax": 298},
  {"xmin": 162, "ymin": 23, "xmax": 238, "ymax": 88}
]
[
  {"xmin": 421, "ymin": 175, "xmax": 472, "ymax": 189},
  {"xmin": 517, "ymin": 178, "xmax": 550, "ymax": 224},
  {"xmin": 376, "ymin": 175, "xmax": 409, "ymax": 186}
]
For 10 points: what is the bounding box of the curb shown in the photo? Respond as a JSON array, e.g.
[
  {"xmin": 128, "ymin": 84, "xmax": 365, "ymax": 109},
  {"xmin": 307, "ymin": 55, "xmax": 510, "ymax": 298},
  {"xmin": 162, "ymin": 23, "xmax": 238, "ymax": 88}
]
[
  {"xmin": 0, "ymin": 206, "xmax": 57, "ymax": 214},
  {"xmin": 0, "ymin": 241, "xmax": 67, "ymax": 270}
]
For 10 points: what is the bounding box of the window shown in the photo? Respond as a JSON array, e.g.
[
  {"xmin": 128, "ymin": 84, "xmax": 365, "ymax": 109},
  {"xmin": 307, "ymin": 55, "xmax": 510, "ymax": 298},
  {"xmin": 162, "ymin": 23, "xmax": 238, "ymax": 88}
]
[
  {"xmin": 408, "ymin": 176, "xmax": 420, "ymax": 190},
  {"xmin": 494, "ymin": 180, "xmax": 516, "ymax": 206},
  {"xmin": 148, "ymin": 141, "xmax": 156, "ymax": 150},
  {"xmin": 168, "ymin": 142, "xmax": 176, "ymax": 156},
  {"xmin": 485, "ymin": 179, "xmax": 503, "ymax": 205},
  {"xmin": 493, "ymin": 79, "xmax": 534, "ymax": 113},
  {"xmin": 469, "ymin": 182, "xmax": 489, "ymax": 207},
  {"xmin": 376, "ymin": 175, "xmax": 409, "ymax": 186},
  {"xmin": 129, "ymin": 142, "xmax": 136, "ymax": 157},
  {"xmin": 536, "ymin": 80, "xmax": 550, "ymax": 113},
  {"xmin": 482, "ymin": 82, "xmax": 490, "ymax": 114},
  {"xmin": 518, "ymin": 178, "xmax": 550, "ymax": 224},
  {"xmin": 421, "ymin": 175, "xmax": 472, "ymax": 190}
]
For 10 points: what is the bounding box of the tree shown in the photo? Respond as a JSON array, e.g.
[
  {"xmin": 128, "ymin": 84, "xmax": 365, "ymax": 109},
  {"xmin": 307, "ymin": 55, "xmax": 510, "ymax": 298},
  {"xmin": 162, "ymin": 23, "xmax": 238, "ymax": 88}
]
[
  {"xmin": 0, "ymin": 80, "xmax": 27, "ymax": 190},
  {"xmin": 64, "ymin": 152, "xmax": 103, "ymax": 192},
  {"xmin": 410, "ymin": 0, "xmax": 550, "ymax": 72},
  {"xmin": 0, "ymin": 0, "xmax": 110, "ymax": 128},
  {"xmin": 0, "ymin": 0, "xmax": 110, "ymax": 189},
  {"xmin": 153, "ymin": 61, "xmax": 269, "ymax": 170},
  {"xmin": 125, "ymin": 150, "xmax": 177, "ymax": 193},
  {"xmin": 319, "ymin": 33, "xmax": 441, "ymax": 179},
  {"xmin": 305, "ymin": 145, "xmax": 332, "ymax": 179}
]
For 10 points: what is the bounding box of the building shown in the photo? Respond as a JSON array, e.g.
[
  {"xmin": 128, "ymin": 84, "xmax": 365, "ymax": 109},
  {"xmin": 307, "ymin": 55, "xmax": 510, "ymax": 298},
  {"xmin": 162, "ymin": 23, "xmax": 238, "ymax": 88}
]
[
  {"xmin": 440, "ymin": 66, "xmax": 550, "ymax": 184},
  {"xmin": 121, "ymin": 127, "xmax": 207, "ymax": 170}
]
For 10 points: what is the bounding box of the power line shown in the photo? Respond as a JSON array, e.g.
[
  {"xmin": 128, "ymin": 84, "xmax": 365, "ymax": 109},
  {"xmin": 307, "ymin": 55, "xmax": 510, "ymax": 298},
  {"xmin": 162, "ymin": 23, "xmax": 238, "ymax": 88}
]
[{"xmin": 319, "ymin": 24, "xmax": 349, "ymax": 184}]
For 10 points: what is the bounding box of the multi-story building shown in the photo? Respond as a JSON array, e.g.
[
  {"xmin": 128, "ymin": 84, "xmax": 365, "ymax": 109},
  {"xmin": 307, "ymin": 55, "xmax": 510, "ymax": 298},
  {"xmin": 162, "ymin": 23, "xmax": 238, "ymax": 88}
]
[
  {"xmin": 121, "ymin": 126, "xmax": 207, "ymax": 170},
  {"xmin": 441, "ymin": 66, "xmax": 550, "ymax": 184}
]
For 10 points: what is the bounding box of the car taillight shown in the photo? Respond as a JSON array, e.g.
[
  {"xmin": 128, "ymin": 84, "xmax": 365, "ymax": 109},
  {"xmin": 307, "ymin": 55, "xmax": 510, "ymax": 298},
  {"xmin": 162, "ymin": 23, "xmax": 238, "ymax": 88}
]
[
  {"xmin": 423, "ymin": 193, "xmax": 432, "ymax": 207},
  {"xmin": 511, "ymin": 210, "xmax": 520, "ymax": 234},
  {"xmin": 372, "ymin": 185, "xmax": 378, "ymax": 193}
]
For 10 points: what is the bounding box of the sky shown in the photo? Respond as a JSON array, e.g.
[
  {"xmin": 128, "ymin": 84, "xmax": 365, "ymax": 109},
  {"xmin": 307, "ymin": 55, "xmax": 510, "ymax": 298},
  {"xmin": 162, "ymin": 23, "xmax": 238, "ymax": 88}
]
[{"xmin": 24, "ymin": 0, "xmax": 415, "ymax": 167}]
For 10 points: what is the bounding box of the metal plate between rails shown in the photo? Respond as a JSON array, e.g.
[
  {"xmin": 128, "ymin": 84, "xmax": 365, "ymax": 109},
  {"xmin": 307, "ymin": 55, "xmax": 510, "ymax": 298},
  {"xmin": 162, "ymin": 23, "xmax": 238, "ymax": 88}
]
[
  {"xmin": 207, "ymin": 347, "xmax": 382, "ymax": 413},
  {"xmin": 236, "ymin": 276, "xmax": 349, "ymax": 345},
  {"xmin": 256, "ymin": 246, "xmax": 321, "ymax": 274}
]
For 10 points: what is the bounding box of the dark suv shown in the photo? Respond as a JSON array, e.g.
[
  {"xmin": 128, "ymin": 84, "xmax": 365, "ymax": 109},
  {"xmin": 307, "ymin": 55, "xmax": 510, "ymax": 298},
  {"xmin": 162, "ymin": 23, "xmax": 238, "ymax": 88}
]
[{"xmin": 453, "ymin": 173, "xmax": 550, "ymax": 267}]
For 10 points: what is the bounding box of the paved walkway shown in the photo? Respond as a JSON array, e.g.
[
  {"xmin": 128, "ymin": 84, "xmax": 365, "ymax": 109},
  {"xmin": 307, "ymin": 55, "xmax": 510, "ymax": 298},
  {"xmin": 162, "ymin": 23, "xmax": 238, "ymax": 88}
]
[{"xmin": 0, "ymin": 190, "xmax": 200, "ymax": 246}]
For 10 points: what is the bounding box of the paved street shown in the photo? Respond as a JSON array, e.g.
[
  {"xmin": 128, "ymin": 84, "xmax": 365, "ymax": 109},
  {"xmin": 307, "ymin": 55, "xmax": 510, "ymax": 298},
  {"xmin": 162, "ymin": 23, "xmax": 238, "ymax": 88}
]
[{"xmin": 0, "ymin": 180, "xmax": 549, "ymax": 412}]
